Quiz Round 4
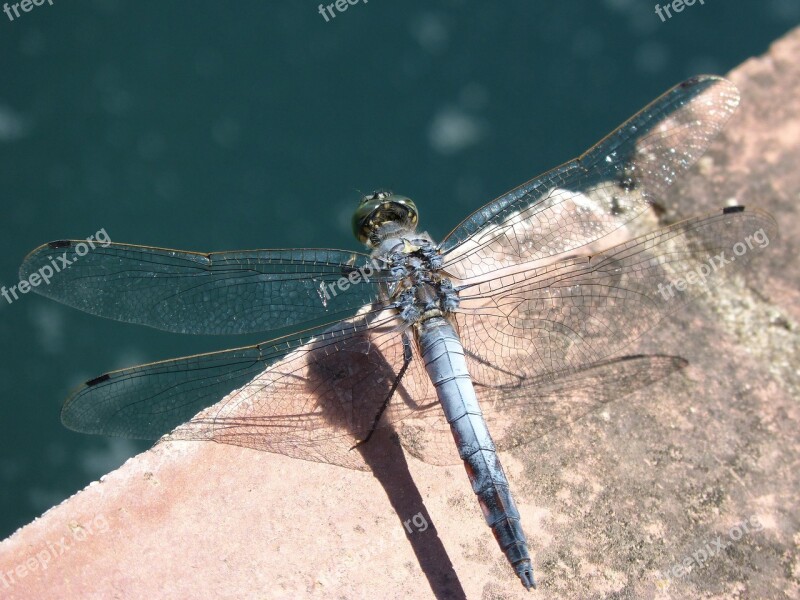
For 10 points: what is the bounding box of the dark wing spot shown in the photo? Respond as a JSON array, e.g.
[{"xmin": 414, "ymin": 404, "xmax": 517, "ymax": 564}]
[
  {"xmin": 680, "ymin": 76, "xmax": 702, "ymax": 88},
  {"xmin": 723, "ymin": 206, "xmax": 745, "ymax": 214},
  {"xmin": 86, "ymin": 373, "xmax": 111, "ymax": 386}
]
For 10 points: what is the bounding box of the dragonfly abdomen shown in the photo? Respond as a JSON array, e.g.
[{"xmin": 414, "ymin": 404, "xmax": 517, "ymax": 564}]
[{"xmin": 416, "ymin": 316, "xmax": 536, "ymax": 590}]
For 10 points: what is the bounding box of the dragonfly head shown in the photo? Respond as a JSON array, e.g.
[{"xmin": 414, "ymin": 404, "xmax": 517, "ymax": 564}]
[{"xmin": 352, "ymin": 190, "xmax": 418, "ymax": 247}]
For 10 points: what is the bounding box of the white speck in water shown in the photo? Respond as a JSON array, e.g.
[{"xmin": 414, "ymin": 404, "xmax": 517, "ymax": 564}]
[
  {"xmin": 409, "ymin": 12, "xmax": 449, "ymax": 54},
  {"xmin": 768, "ymin": 0, "xmax": 800, "ymax": 20},
  {"xmin": 0, "ymin": 104, "xmax": 28, "ymax": 141},
  {"xmin": 80, "ymin": 438, "xmax": 139, "ymax": 479},
  {"xmin": 29, "ymin": 302, "xmax": 65, "ymax": 355},
  {"xmin": 428, "ymin": 106, "xmax": 485, "ymax": 155}
]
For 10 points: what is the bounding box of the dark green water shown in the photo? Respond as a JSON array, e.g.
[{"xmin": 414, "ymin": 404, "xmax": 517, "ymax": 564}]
[{"xmin": 0, "ymin": 0, "xmax": 796, "ymax": 539}]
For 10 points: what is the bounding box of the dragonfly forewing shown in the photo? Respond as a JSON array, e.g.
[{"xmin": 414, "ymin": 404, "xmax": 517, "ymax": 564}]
[
  {"xmin": 439, "ymin": 75, "xmax": 740, "ymax": 279},
  {"xmin": 20, "ymin": 243, "xmax": 390, "ymax": 335},
  {"xmin": 453, "ymin": 206, "xmax": 777, "ymax": 388}
]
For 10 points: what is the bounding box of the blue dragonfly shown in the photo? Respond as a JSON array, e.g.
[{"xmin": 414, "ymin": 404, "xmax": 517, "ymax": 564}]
[{"xmin": 20, "ymin": 75, "xmax": 776, "ymax": 590}]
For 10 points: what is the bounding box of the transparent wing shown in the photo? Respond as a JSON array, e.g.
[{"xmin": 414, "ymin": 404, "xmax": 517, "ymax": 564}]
[
  {"xmin": 20, "ymin": 242, "xmax": 390, "ymax": 335},
  {"xmin": 396, "ymin": 354, "xmax": 688, "ymax": 466},
  {"xmin": 168, "ymin": 314, "xmax": 442, "ymax": 470},
  {"xmin": 62, "ymin": 298, "xmax": 687, "ymax": 469},
  {"xmin": 439, "ymin": 75, "xmax": 740, "ymax": 279},
  {"xmin": 62, "ymin": 306, "xmax": 440, "ymax": 471},
  {"xmin": 396, "ymin": 207, "xmax": 775, "ymax": 466},
  {"xmin": 453, "ymin": 206, "xmax": 777, "ymax": 389},
  {"xmin": 481, "ymin": 355, "xmax": 688, "ymax": 451},
  {"xmin": 58, "ymin": 208, "xmax": 776, "ymax": 470}
]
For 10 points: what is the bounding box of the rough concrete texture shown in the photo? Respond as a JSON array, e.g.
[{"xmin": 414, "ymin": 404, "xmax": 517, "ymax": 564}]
[{"xmin": 2, "ymin": 29, "xmax": 800, "ymax": 600}]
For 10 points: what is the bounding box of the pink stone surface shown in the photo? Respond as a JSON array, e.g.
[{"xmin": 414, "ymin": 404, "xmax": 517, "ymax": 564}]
[{"xmin": 2, "ymin": 28, "xmax": 800, "ymax": 600}]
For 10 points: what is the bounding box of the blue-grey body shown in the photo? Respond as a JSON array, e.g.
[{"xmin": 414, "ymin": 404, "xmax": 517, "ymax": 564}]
[
  {"xmin": 372, "ymin": 217, "xmax": 536, "ymax": 589},
  {"xmin": 416, "ymin": 316, "xmax": 534, "ymax": 588}
]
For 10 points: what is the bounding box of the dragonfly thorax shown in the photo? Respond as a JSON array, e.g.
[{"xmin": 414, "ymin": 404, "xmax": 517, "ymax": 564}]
[{"xmin": 376, "ymin": 235, "xmax": 459, "ymax": 324}]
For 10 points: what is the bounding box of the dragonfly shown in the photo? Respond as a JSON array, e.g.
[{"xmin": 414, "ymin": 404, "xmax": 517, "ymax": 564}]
[{"xmin": 20, "ymin": 75, "xmax": 776, "ymax": 590}]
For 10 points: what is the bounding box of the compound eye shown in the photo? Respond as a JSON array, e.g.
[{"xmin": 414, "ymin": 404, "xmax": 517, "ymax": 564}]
[{"xmin": 352, "ymin": 193, "xmax": 418, "ymax": 246}]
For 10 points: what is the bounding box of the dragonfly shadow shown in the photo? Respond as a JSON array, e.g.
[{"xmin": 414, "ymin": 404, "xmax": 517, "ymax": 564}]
[
  {"xmin": 357, "ymin": 428, "xmax": 466, "ymax": 599},
  {"xmin": 304, "ymin": 336, "xmax": 467, "ymax": 599}
]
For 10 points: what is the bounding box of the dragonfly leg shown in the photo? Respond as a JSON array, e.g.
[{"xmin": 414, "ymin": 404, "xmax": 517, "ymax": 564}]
[{"xmin": 351, "ymin": 334, "xmax": 413, "ymax": 450}]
